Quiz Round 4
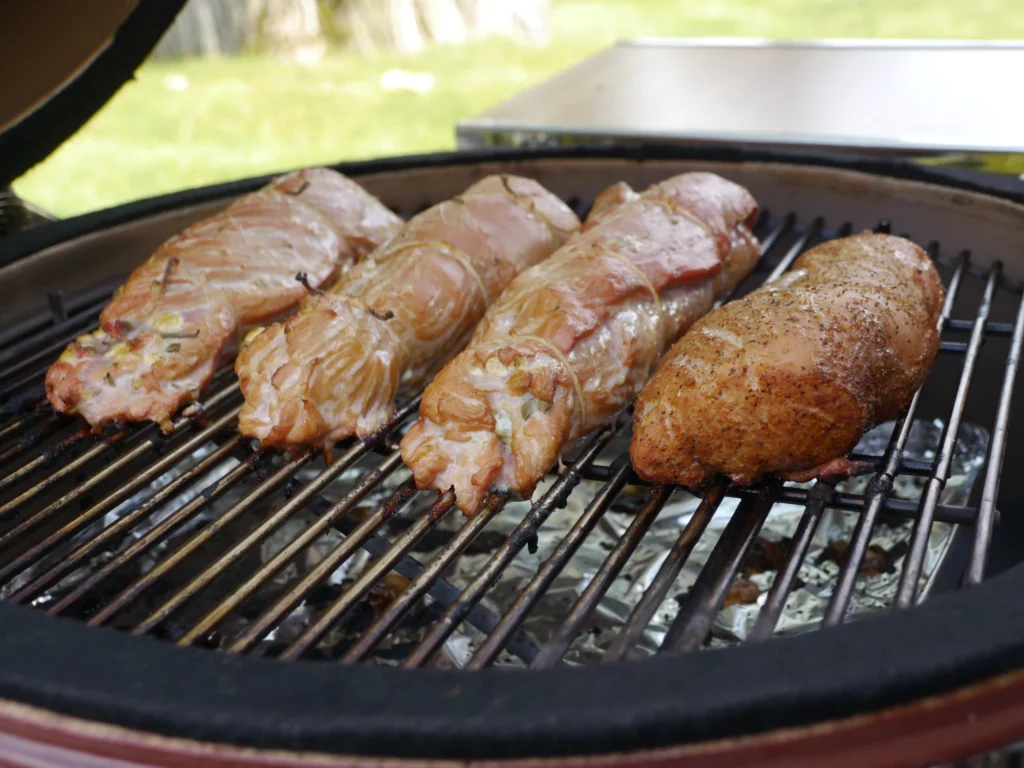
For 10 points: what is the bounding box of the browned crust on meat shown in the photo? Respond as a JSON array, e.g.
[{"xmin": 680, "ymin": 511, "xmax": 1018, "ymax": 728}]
[
  {"xmin": 632, "ymin": 371, "xmax": 866, "ymax": 487},
  {"xmin": 631, "ymin": 232, "xmax": 944, "ymax": 488}
]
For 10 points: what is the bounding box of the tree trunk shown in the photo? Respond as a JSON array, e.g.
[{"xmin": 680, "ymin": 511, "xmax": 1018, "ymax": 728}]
[
  {"xmin": 153, "ymin": 0, "xmax": 255, "ymax": 59},
  {"xmin": 331, "ymin": 0, "xmax": 551, "ymax": 54},
  {"xmin": 419, "ymin": 0, "xmax": 468, "ymax": 46},
  {"xmin": 338, "ymin": 0, "xmax": 380, "ymax": 54},
  {"xmin": 154, "ymin": 0, "xmax": 553, "ymax": 59},
  {"xmin": 261, "ymin": 0, "xmax": 325, "ymax": 63},
  {"xmin": 459, "ymin": 0, "xmax": 550, "ymax": 46},
  {"xmin": 153, "ymin": 0, "xmax": 325, "ymax": 62},
  {"xmin": 389, "ymin": 0, "xmax": 425, "ymax": 55}
]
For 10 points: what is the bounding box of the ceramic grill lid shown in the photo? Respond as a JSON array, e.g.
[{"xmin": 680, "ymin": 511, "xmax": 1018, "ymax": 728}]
[{"xmin": 0, "ymin": 0, "xmax": 186, "ymax": 188}]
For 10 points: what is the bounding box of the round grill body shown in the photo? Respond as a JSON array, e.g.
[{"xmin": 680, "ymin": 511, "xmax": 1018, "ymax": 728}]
[{"xmin": 0, "ymin": 146, "xmax": 1023, "ymax": 767}]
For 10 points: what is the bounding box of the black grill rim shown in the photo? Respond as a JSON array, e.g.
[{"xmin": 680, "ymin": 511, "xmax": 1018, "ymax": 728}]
[
  {"xmin": 1, "ymin": 556, "xmax": 1024, "ymax": 760},
  {"xmin": 1, "ymin": 145, "xmax": 1023, "ymax": 759},
  {"xmin": 3, "ymin": 142, "xmax": 1023, "ymax": 272}
]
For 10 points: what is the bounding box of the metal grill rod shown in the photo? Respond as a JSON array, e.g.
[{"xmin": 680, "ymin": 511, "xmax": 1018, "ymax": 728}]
[
  {"xmin": 895, "ymin": 262, "xmax": 1000, "ymax": 608},
  {"xmin": 279, "ymin": 490, "xmax": 465, "ymax": 660},
  {"xmin": 0, "ymin": 395, "xmax": 49, "ymax": 424},
  {"xmin": 947, "ymin": 319, "xmax": 1015, "ymax": 336},
  {"xmin": 306, "ymin": 495, "xmax": 542, "ymax": 665},
  {"xmin": 0, "ymin": 428, "xmax": 92, "ymax": 497},
  {"xmin": 0, "ymin": 415, "xmax": 63, "ymax": 465},
  {"xmin": 147, "ymin": 402, "xmax": 421, "ymax": 641},
  {"xmin": 823, "ymin": 249, "xmax": 967, "ymax": 626},
  {"xmin": 400, "ymin": 423, "xmax": 620, "ymax": 669},
  {"xmin": 754, "ymin": 215, "xmax": 792, "ymax": 262},
  {"xmin": 779, "ymin": 486, "xmax": 972, "ymax": 525},
  {"xmin": 341, "ymin": 492, "xmax": 511, "ymax": 664},
  {"xmin": 134, "ymin": 431, "xmax": 412, "ymax": 636},
  {"xmin": 576, "ymin": 477, "xmax": 975, "ymax": 524},
  {"xmin": 47, "ymin": 291, "xmax": 68, "ymax": 325},
  {"xmin": 747, "ymin": 479, "xmax": 837, "ymax": 642},
  {"xmin": 232, "ymin": 477, "xmax": 419, "ymax": 656},
  {"xmin": 178, "ymin": 451, "xmax": 406, "ymax": 646},
  {"xmin": 0, "ymin": 384, "xmax": 238, "ymax": 531},
  {"xmin": 48, "ymin": 447, "xmax": 268, "ymax": 617},
  {"xmin": 0, "ymin": 374, "xmax": 48, "ymax": 409},
  {"xmin": 0, "ymin": 408, "xmax": 241, "ymax": 590},
  {"xmin": 715, "ymin": 215, "xmax": 792, "ymax": 306},
  {"xmin": 0, "ymin": 415, "xmax": 40, "ymax": 444},
  {"xmin": 846, "ymin": 454, "xmax": 933, "ymax": 476},
  {"xmin": 0, "ymin": 429, "xmax": 132, "ymax": 512},
  {"xmin": 0, "ymin": 281, "xmax": 116, "ymax": 355},
  {"xmin": 10, "ymin": 434, "xmax": 244, "ymax": 604},
  {"xmin": 0, "ymin": 307, "xmax": 102, "ymax": 370},
  {"xmin": 0, "ymin": 335, "xmax": 91, "ymax": 388},
  {"xmin": 467, "ymin": 459, "xmax": 634, "ymax": 670},
  {"xmin": 90, "ymin": 452, "xmax": 310, "ymax": 627},
  {"xmin": 766, "ymin": 217, "xmax": 823, "ymax": 283},
  {"xmin": 530, "ymin": 481, "xmax": 669, "ymax": 670},
  {"xmin": 0, "ymin": 376, "xmax": 236, "ymax": 502},
  {"xmin": 660, "ymin": 484, "xmax": 777, "ymax": 654},
  {"xmin": 966, "ymin": 289, "xmax": 1024, "ymax": 585},
  {"xmin": 582, "ymin": 453, "xmax": 936, "ymax": 485},
  {"xmin": 602, "ymin": 478, "xmax": 727, "ymax": 663}
]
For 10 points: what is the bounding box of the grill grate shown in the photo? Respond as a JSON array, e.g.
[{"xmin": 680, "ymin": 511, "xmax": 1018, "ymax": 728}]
[{"xmin": 0, "ymin": 205, "xmax": 1021, "ymax": 670}]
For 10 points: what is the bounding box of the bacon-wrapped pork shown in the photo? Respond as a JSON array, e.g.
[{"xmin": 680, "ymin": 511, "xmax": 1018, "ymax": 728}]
[
  {"xmin": 235, "ymin": 175, "xmax": 579, "ymax": 449},
  {"xmin": 46, "ymin": 168, "xmax": 401, "ymax": 430},
  {"xmin": 401, "ymin": 173, "xmax": 760, "ymax": 514}
]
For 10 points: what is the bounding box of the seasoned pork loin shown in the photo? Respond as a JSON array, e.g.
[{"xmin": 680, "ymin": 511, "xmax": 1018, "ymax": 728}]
[
  {"xmin": 401, "ymin": 173, "xmax": 760, "ymax": 515},
  {"xmin": 235, "ymin": 174, "xmax": 579, "ymax": 449},
  {"xmin": 46, "ymin": 168, "xmax": 401, "ymax": 430},
  {"xmin": 630, "ymin": 233, "xmax": 944, "ymax": 488}
]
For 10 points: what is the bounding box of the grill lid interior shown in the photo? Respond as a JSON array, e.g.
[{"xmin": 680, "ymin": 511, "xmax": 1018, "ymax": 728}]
[{"xmin": 0, "ymin": 1, "xmax": 186, "ymax": 188}]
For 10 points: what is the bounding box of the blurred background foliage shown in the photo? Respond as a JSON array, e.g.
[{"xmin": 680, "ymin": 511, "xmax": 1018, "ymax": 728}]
[{"xmin": 13, "ymin": 0, "xmax": 1024, "ymax": 217}]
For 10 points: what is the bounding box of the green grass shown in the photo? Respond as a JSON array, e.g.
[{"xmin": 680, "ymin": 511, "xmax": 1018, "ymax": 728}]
[{"xmin": 14, "ymin": 0, "xmax": 1024, "ymax": 217}]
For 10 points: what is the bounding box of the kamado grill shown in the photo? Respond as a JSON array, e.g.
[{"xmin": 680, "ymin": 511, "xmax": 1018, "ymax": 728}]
[{"xmin": 3, "ymin": 4, "xmax": 1024, "ymax": 767}]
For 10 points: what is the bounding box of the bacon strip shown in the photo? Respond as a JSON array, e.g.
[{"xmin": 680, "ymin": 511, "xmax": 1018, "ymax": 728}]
[
  {"xmin": 235, "ymin": 174, "xmax": 579, "ymax": 449},
  {"xmin": 401, "ymin": 173, "xmax": 761, "ymax": 515},
  {"xmin": 46, "ymin": 168, "xmax": 401, "ymax": 429}
]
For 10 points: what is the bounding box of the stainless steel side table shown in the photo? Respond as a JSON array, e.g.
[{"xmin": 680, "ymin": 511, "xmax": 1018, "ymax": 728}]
[{"xmin": 457, "ymin": 39, "xmax": 1024, "ymax": 176}]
